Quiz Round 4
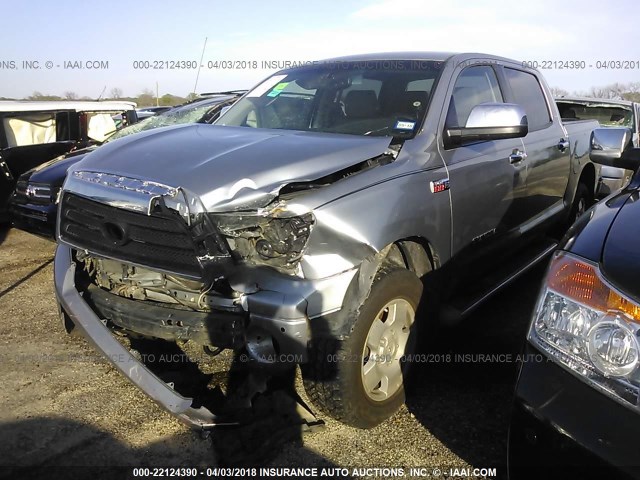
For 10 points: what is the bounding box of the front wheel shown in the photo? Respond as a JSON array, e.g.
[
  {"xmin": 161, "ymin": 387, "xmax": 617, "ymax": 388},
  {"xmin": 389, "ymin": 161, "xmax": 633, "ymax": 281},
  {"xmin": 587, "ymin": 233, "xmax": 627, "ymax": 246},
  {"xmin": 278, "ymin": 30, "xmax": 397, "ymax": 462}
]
[{"xmin": 302, "ymin": 267, "xmax": 423, "ymax": 428}]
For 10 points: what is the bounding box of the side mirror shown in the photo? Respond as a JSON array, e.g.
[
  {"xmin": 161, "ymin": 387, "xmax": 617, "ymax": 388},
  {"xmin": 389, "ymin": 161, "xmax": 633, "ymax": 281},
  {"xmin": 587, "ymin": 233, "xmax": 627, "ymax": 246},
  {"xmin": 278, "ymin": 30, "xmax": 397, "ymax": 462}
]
[
  {"xmin": 446, "ymin": 103, "xmax": 528, "ymax": 147},
  {"xmin": 589, "ymin": 127, "xmax": 640, "ymax": 173}
]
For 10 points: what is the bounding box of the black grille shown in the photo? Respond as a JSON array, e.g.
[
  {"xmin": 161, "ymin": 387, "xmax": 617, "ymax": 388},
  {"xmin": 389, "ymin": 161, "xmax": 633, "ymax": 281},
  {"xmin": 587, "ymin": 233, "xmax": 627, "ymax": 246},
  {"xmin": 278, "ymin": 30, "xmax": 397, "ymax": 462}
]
[{"xmin": 59, "ymin": 192, "xmax": 203, "ymax": 276}]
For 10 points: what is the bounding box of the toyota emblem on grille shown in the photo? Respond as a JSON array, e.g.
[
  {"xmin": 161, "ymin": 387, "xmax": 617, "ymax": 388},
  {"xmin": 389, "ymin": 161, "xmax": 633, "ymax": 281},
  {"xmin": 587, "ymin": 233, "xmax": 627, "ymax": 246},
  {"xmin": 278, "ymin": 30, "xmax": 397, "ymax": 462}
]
[{"xmin": 101, "ymin": 222, "xmax": 129, "ymax": 246}]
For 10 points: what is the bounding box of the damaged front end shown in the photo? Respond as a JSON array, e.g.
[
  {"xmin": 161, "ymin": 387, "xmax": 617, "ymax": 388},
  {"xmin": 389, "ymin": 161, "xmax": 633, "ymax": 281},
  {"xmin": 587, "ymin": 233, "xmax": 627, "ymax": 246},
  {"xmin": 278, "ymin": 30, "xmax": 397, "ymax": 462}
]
[
  {"xmin": 53, "ymin": 135, "xmax": 402, "ymax": 429},
  {"xmin": 57, "ymin": 172, "xmax": 324, "ymax": 364}
]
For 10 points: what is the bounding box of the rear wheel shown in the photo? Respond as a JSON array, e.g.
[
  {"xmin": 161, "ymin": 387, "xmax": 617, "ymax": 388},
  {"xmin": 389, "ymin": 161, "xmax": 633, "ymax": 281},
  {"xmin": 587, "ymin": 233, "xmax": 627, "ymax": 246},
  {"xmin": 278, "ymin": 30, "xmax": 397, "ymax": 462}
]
[
  {"xmin": 570, "ymin": 182, "xmax": 591, "ymax": 224},
  {"xmin": 302, "ymin": 267, "xmax": 423, "ymax": 428},
  {"xmin": 552, "ymin": 182, "xmax": 592, "ymax": 239}
]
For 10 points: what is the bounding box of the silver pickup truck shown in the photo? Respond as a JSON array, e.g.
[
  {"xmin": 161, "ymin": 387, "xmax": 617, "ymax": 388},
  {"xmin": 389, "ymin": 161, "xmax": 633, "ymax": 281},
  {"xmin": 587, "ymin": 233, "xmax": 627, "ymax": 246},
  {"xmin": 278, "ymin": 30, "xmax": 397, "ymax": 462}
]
[{"xmin": 54, "ymin": 52, "xmax": 598, "ymax": 430}]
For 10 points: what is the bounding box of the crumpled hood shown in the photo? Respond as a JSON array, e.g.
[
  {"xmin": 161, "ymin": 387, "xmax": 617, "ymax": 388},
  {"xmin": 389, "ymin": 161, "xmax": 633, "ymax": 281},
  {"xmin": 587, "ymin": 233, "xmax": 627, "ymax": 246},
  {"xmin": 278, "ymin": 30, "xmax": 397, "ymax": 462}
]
[{"xmin": 70, "ymin": 124, "xmax": 392, "ymax": 211}]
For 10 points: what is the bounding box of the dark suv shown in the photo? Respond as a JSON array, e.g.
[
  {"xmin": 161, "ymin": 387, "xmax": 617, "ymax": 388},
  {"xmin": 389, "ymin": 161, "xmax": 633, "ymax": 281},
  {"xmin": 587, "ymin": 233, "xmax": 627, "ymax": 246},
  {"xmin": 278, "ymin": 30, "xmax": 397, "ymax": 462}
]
[{"xmin": 509, "ymin": 127, "xmax": 640, "ymax": 479}]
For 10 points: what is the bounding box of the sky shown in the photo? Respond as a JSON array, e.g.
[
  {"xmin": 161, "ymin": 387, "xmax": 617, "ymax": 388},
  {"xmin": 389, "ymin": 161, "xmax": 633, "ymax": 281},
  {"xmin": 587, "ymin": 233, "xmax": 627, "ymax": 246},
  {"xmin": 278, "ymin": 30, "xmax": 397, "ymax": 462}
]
[{"xmin": 1, "ymin": 0, "xmax": 639, "ymax": 99}]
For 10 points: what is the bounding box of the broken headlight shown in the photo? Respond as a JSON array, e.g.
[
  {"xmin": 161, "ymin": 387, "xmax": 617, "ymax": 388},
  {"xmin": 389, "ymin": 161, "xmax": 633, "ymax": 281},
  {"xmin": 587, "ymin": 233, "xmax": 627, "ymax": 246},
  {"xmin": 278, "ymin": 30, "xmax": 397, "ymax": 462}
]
[
  {"xmin": 211, "ymin": 209, "xmax": 314, "ymax": 272},
  {"xmin": 528, "ymin": 251, "xmax": 640, "ymax": 410}
]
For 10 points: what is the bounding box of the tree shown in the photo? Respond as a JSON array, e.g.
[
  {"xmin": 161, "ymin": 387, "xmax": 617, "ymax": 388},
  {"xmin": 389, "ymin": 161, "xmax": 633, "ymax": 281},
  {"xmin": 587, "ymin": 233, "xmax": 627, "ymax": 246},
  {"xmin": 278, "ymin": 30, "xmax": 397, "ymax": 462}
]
[
  {"xmin": 158, "ymin": 93, "xmax": 188, "ymax": 106},
  {"xmin": 63, "ymin": 91, "xmax": 78, "ymax": 100},
  {"xmin": 136, "ymin": 88, "xmax": 156, "ymax": 107},
  {"xmin": 550, "ymin": 87, "xmax": 569, "ymax": 97},
  {"xmin": 621, "ymin": 82, "xmax": 640, "ymax": 102},
  {"xmin": 28, "ymin": 91, "xmax": 62, "ymax": 101},
  {"xmin": 109, "ymin": 87, "xmax": 123, "ymax": 99}
]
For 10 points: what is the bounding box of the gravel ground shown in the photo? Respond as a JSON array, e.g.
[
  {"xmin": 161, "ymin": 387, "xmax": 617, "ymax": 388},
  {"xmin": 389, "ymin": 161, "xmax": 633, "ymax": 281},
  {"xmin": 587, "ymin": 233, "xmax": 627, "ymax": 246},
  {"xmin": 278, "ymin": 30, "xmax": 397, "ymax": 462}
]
[{"xmin": 0, "ymin": 226, "xmax": 545, "ymax": 479}]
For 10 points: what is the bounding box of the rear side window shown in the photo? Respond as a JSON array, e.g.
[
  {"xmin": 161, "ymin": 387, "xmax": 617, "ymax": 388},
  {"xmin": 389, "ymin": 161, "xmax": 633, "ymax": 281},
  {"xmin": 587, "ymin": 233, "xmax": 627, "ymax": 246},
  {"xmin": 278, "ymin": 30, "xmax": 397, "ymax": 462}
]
[
  {"xmin": 504, "ymin": 68, "xmax": 551, "ymax": 131},
  {"xmin": 446, "ymin": 65, "xmax": 503, "ymax": 128},
  {"xmin": 2, "ymin": 113, "xmax": 56, "ymax": 147}
]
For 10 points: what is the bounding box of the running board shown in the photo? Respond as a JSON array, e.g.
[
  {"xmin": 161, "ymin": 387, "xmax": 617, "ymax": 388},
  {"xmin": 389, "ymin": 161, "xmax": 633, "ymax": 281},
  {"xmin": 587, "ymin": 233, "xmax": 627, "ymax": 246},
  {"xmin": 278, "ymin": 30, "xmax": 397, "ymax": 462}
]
[{"xmin": 440, "ymin": 239, "xmax": 558, "ymax": 326}]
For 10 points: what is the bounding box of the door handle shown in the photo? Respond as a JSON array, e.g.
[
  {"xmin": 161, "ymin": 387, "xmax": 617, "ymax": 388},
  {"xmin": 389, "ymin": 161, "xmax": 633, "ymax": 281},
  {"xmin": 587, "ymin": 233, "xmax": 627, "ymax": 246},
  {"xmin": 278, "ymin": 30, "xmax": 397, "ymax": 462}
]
[
  {"xmin": 509, "ymin": 149, "xmax": 527, "ymax": 164},
  {"xmin": 557, "ymin": 139, "xmax": 570, "ymax": 151}
]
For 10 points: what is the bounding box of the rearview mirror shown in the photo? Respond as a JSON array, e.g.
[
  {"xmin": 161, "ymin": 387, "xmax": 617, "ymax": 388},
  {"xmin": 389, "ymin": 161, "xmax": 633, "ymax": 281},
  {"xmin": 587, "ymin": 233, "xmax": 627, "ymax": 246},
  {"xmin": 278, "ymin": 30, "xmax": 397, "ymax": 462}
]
[
  {"xmin": 589, "ymin": 127, "xmax": 640, "ymax": 172},
  {"xmin": 445, "ymin": 103, "xmax": 528, "ymax": 148}
]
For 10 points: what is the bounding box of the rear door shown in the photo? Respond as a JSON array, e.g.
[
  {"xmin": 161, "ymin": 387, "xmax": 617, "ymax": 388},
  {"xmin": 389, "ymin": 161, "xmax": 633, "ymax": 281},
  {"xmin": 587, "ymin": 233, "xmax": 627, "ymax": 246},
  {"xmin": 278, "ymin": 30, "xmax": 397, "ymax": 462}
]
[{"xmin": 500, "ymin": 67, "xmax": 569, "ymax": 225}]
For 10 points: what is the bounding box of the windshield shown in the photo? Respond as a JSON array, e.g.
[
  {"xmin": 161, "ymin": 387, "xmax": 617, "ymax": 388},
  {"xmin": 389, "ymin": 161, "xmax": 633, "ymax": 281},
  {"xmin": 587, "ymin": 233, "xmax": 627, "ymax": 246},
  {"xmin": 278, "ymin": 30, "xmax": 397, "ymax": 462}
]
[
  {"xmin": 106, "ymin": 102, "xmax": 216, "ymax": 142},
  {"xmin": 557, "ymin": 101, "xmax": 634, "ymax": 127},
  {"xmin": 215, "ymin": 60, "xmax": 443, "ymax": 138}
]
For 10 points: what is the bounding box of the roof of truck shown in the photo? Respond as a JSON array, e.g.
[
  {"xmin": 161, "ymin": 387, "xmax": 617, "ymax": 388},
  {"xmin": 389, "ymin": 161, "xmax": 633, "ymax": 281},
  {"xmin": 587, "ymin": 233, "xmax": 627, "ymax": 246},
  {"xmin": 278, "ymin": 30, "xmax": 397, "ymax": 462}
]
[
  {"xmin": 318, "ymin": 51, "xmax": 525, "ymax": 64},
  {"xmin": 322, "ymin": 51, "xmax": 456, "ymax": 62},
  {"xmin": 555, "ymin": 96, "xmax": 635, "ymax": 107},
  {"xmin": 272, "ymin": 52, "xmax": 527, "ymax": 74},
  {"xmin": 0, "ymin": 100, "xmax": 137, "ymax": 113}
]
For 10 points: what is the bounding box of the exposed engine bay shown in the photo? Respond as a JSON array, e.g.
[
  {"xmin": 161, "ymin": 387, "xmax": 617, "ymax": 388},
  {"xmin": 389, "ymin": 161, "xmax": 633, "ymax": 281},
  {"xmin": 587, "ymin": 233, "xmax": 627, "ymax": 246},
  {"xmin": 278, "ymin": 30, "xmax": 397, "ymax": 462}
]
[{"xmin": 80, "ymin": 253, "xmax": 240, "ymax": 313}]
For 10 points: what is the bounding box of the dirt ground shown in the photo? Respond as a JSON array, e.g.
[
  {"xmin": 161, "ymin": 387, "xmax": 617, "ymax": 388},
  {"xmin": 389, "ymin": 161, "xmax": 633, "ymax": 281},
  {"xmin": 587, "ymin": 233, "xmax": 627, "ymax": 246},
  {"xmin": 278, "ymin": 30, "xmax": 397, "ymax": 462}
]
[{"xmin": 0, "ymin": 226, "xmax": 544, "ymax": 479}]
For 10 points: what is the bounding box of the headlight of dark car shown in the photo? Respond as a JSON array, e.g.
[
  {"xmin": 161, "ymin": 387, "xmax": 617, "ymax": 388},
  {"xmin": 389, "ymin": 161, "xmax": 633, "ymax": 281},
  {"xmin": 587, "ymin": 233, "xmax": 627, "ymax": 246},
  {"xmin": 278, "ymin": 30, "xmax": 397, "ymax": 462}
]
[
  {"xmin": 15, "ymin": 181, "xmax": 58, "ymax": 205},
  {"xmin": 212, "ymin": 209, "xmax": 314, "ymax": 273},
  {"xmin": 529, "ymin": 251, "xmax": 640, "ymax": 409}
]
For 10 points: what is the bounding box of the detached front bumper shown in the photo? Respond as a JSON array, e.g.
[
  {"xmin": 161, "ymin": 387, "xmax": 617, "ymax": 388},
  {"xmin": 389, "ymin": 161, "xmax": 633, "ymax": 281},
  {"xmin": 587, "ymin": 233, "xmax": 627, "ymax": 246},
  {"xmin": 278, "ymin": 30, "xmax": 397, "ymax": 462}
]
[
  {"xmin": 54, "ymin": 245, "xmax": 222, "ymax": 429},
  {"xmin": 54, "ymin": 244, "xmax": 356, "ymax": 428}
]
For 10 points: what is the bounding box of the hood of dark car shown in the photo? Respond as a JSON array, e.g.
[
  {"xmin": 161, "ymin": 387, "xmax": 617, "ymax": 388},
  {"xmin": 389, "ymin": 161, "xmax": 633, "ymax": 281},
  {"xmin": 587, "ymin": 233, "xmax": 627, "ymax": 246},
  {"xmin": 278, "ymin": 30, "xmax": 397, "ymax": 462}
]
[
  {"xmin": 26, "ymin": 147, "xmax": 97, "ymax": 185},
  {"xmin": 601, "ymin": 190, "xmax": 640, "ymax": 301},
  {"xmin": 70, "ymin": 124, "xmax": 392, "ymax": 211}
]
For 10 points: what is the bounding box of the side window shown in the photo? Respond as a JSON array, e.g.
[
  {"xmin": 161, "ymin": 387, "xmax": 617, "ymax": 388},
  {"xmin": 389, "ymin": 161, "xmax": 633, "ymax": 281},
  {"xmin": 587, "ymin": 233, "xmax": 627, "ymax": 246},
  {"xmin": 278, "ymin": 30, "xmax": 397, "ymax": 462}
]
[
  {"xmin": 504, "ymin": 68, "xmax": 551, "ymax": 131},
  {"xmin": 2, "ymin": 113, "xmax": 57, "ymax": 147},
  {"xmin": 86, "ymin": 112, "xmax": 118, "ymax": 143},
  {"xmin": 445, "ymin": 65, "xmax": 503, "ymax": 128}
]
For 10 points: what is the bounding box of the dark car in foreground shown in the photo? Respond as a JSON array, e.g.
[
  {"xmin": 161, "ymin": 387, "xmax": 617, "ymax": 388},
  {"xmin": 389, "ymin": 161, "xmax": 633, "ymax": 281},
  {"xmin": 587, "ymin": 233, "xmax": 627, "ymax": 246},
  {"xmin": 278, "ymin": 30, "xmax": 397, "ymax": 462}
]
[
  {"xmin": 9, "ymin": 93, "xmax": 240, "ymax": 239},
  {"xmin": 509, "ymin": 127, "xmax": 640, "ymax": 479}
]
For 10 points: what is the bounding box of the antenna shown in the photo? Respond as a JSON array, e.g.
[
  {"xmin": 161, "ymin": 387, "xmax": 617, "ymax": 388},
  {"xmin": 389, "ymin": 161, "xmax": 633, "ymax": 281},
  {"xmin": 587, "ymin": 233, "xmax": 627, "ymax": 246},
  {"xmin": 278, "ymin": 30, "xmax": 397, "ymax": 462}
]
[
  {"xmin": 193, "ymin": 37, "xmax": 208, "ymax": 96},
  {"xmin": 97, "ymin": 86, "xmax": 106, "ymax": 101}
]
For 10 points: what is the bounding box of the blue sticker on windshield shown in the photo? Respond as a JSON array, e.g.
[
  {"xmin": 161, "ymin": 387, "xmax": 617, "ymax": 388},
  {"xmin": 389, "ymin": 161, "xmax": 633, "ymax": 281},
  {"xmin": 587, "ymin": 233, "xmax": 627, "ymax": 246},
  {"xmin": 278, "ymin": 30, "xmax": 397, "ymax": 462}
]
[{"xmin": 394, "ymin": 120, "xmax": 415, "ymax": 130}]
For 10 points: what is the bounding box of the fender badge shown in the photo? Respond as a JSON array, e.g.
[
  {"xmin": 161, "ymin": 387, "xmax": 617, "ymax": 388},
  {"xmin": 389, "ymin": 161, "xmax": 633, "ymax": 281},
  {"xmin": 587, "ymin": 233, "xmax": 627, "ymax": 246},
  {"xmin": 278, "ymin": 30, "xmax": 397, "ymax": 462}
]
[{"xmin": 430, "ymin": 178, "xmax": 450, "ymax": 193}]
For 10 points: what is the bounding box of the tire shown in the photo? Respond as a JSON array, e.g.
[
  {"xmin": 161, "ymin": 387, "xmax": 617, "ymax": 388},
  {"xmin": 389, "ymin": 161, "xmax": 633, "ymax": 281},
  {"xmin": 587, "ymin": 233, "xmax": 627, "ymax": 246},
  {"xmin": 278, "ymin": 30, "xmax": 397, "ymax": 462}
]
[
  {"xmin": 551, "ymin": 182, "xmax": 592, "ymax": 239},
  {"xmin": 568, "ymin": 182, "xmax": 591, "ymax": 226},
  {"xmin": 302, "ymin": 266, "xmax": 423, "ymax": 428}
]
